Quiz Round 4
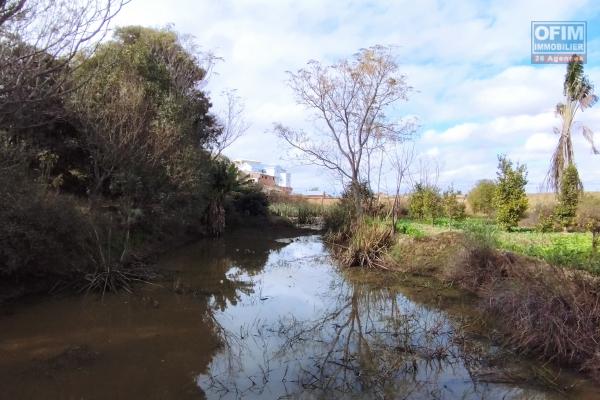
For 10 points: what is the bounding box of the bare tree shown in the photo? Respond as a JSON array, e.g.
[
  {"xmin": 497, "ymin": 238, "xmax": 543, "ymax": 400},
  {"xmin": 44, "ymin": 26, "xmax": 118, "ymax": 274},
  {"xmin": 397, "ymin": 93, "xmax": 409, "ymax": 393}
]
[
  {"xmin": 388, "ymin": 142, "xmax": 415, "ymax": 228},
  {"xmin": 0, "ymin": 0, "xmax": 129, "ymax": 130},
  {"xmin": 210, "ymin": 89, "xmax": 249, "ymax": 158},
  {"xmin": 274, "ymin": 45, "xmax": 414, "ymax": 214}
]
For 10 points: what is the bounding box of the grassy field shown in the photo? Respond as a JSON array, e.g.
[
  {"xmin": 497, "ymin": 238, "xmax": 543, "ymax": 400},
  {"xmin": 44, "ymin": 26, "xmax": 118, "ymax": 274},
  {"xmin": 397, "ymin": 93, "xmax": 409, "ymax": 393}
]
[{"xmin": 395, "ymin": 217, "xmax": 600, "ymax": 275}]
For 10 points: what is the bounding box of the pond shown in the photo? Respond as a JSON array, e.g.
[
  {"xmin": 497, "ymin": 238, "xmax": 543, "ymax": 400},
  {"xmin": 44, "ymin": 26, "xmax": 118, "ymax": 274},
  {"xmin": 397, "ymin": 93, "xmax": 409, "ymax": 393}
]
[{"xmin": 0, "ymin": 228, "xmax": 597, "ymax": 399}]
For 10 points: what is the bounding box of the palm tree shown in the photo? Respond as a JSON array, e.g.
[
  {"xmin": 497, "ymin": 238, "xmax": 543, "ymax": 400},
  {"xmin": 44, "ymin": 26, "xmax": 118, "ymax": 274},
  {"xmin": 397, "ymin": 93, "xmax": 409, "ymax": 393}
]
[
  {"xmin": 547, "ymin": 55, "xmax": 598, "ymax": 192},
  {"xmin": 206, "ymin": 160, "xmax": 252, "ymax": 236}
]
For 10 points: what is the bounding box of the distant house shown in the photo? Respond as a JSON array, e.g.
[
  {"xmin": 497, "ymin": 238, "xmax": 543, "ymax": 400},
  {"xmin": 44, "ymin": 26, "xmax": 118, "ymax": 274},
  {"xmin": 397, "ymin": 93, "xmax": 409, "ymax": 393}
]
[{"xmin": 234, "ymin": 159, "xmax": 292, "ymax": 194}]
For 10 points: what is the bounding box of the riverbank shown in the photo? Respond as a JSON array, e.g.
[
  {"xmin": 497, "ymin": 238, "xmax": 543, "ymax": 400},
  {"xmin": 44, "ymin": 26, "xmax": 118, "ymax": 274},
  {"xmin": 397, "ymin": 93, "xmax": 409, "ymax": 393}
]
[
  {"xmin": 327, "ymin": 218, "xmax": 600, "ymax": 383},
  {"xmin": 0, "ymin": 215, "xmax": 298, "ymax": 305}
]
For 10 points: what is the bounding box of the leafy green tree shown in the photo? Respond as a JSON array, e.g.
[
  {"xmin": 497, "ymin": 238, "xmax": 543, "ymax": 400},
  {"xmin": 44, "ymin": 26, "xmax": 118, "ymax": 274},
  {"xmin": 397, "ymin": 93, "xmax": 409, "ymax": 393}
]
[
  {"xmin": 442, "ymin": 187, "xmax": 465, "ymax": 220},
  {"xmin": 467, "ymin": 179, "xmax": 496, "ymax": 216},
  {"xmin": 555, "ymin": 163, "xmax": 582, "ymax": 229},
  {"xmin": 70, "ymin": 26, "xmax": 219, "ymax": 198},
  {"xmin": 494, "ymin": 155, "xmax": 528, "ymax": 230},
  {"xmin": 547, "ymin": 55, "xmax": 598, "ymax": 192},
  {"xmin": 408, "ymin": 183, "xmax": 442, "ymax": 224}
]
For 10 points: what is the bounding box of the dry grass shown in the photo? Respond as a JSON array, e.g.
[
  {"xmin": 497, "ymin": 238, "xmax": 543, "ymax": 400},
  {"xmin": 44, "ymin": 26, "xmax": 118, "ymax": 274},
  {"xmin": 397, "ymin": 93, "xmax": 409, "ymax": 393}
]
[
  {"xmin": 380, "ymin": 223, "xmax": 600, "ymax": 382},
  {"xmin": 328, "ymin": 221, "xmax": 394, "ymax": 269},
  {"xmin": 452, "ymin": 240, "xmax": 600, "ymax": 381}
]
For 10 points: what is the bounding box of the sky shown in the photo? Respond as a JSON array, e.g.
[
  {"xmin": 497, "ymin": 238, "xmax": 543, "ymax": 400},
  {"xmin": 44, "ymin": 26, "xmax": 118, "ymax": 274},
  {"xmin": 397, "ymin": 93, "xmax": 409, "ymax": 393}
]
[{"xmin": 110, "ymin": 0, "xmax": 600, "ymax": 194}]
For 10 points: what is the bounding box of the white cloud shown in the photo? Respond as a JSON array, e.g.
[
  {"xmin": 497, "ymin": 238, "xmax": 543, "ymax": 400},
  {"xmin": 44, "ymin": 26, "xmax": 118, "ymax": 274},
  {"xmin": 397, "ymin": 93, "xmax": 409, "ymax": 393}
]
[
  {"xmin": 108, "ymin": 0, "xmax": 600, "ymax": 193},
  {"xmin": 524, "ymin": 133, "xmax": 556, "ymax": 152}
]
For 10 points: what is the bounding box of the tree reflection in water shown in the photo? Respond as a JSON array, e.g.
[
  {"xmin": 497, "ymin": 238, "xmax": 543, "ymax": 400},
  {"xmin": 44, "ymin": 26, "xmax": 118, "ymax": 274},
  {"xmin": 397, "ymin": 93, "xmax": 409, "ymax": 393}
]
[{"xmin": 197, "ymin": 235, "xmax": 546, "ymax": 400}]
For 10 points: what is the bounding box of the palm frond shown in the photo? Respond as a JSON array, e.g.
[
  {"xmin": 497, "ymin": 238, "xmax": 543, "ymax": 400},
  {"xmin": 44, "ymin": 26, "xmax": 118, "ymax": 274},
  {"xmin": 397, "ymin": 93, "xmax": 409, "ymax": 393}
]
[
  {"xmin": 582, "ymin": 125, "xmax": 599, "ymax": 154},
  {"xmin": 564, "ymin": 55, "xmax": 584, "ymax": 101}
]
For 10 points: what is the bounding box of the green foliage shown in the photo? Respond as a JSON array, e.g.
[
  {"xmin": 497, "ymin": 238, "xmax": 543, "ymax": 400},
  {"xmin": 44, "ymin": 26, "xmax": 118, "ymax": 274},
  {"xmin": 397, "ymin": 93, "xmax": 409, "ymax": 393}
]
[
  {"xmin": 493, "ymin": 155, "xmax": 528, "ymax": 230},
  {"xmin": 529, "ymin": 203, "xmax": 560, "ymax": 233},
  {"xmin": 462, "ymin": 219, "xmax": 499, "ymax": 250},
  {"xmin": 555, "ymin": 164, "xmax": 581, "ymax": 228},
  {"xmin": 0, "ymin": 25, "xmax": 255, "ymax": 292},
  {"xmin": 408, "ymin": 183, "xmax": 442, "ymax": 223},
  {"xmin": 498, "ymin": 230, "xmax": 600, "ymax": 274},
  {"xmin": 467, "ymin": 179, "xmax": 496, "ymax": 216},
  {"xmin": 229, "ymin": 185, "xmax": 269, "ymax": 217},
  {"xmin": 0, "ymin": 174, "xmax": 91, "ymax": 279},
  {"xmin": 395, "ymin": 221, "xmax": 426, "ymax": 239},
  {"xmin": 441, "ymin": 187, "xmax": 465, "ymax": 220},
  {"xmin": 575, "ymin": 195, "xmax": 600, "ymax": 254},
  {"xmin": 340, "ymin": 181, "xmax": 374, "ymax": 216}
]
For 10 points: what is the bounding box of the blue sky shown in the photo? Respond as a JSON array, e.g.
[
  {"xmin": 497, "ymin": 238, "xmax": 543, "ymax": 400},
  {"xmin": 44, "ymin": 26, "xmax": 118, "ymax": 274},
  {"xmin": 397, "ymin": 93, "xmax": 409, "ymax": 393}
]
[{"xmin": 111, "ymin": 0, "xmax": 600, "ymax": 194}]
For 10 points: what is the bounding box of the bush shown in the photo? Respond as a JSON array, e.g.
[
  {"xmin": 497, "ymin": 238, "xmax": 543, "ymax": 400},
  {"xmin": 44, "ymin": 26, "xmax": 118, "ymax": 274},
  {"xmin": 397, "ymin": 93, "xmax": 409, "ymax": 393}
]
[
  {"xmin": 340, "ymin": 181, "xmax": 375, "ymax": 216},
  {"xmin": 230, "ymin": 185, "xmax": 269, "ymax": 217},
  {"xmin": 493, "ymin": 155, "xmax": 528, "ymax": 230},
  {"xmin": 576, "ymin": 195, "xmax": 600, "ymax": 254},
  {"xmin": 529, "ymin": 203, "xmax": 560, "ymax": 232},
  {"xmin": 467, "ymin": 179, "xmax": 496, "ymax": 216},
  {"xmin": 335, "ymin": 221, "xmax": 393, "ymax": 268},
  {"xmin": 555, "ymin": 164, "xmax": 581, "ymax": 229},
  {"xmin": 442, "ymin": 187, "xmax": 465, "ymax": 220},
  {"xmin": 0, "ymin": 177, "xmax": 91, "ymax": 280},
  {"xmin": 408, "ymin": 183, "xmax": 442, "ymax": 223}
]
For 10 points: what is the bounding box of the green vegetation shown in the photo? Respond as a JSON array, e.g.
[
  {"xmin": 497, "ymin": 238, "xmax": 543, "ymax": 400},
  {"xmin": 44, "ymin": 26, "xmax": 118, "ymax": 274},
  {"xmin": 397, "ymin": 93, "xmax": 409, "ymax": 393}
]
[
  {"xmin": 497, "ymin": 230, "xmax": 599, "ymax": 274},
  {"xmin": 554, "ymin": 163, "xmax": 581, "ymax": 229},
  {"xmin": 576, "ymin": 195, "xmax": 600, "ymax": 255},
  {"xmin": 494, "ymin": 155, "xmax": 528, "ymax": 230},
  {"xmin": 395, "ymin": 221, "xmax": 425, "ymax": 239},
  {"xmin": 0, "ymin": 23, "xmax": 268, "ymax": 296},
  {"xmin": 408, "ymin": 183, "xmax": 442, "ymax": 223},
  {"xmin": 467, "ymin": 179, "xmax": 496, "ymax": 216},
  {"xmin": 441, "ymin": 187, "xmax": 466, "ymax": 221}
]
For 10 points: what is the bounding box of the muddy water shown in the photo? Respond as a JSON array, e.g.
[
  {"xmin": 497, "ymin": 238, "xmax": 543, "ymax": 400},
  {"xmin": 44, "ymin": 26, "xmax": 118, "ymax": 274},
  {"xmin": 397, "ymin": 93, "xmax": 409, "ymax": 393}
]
[{"xmin": 0, "ymin": 228, "xmax": 598, "ymax": 399}]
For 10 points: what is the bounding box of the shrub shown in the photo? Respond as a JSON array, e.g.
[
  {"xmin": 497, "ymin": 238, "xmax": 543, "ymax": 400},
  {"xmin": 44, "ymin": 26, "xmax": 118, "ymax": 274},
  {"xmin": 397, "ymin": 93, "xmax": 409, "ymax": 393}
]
[
  {"xmin": 555, "ymin": 164, "xmax": 581, "ymax": 229},
  {"xmin": 408, "ymin": 183, "xmax": 442, "ymax": 223},
  {"xmin": 493, "ymin": 155, "xmax": 528, "ymax": 230},
  {"xmin": 322, "ymin": 203, "xmax": 351, "ymax": 232},
  {"xmin": 575, "ymin": 195, "xmax": 600, "ymax": 254},
  {"xmin": 0, "ymin": 177, "xmax": 91, "ymax": 280},
  {"xmin": 340, "ymin": 180, "xmax": 375, "ymax": 216},
  {"xmin": 442, "ymin": 187, "xmax": 465, "ymax": 220},
  {"xmin": 530, "ymin": 203, "xmax": 560, "ymax": 232},
  {"xmin": 229, "ymin": 185, "xmax": 269, "ymax": 217},
  {"xmin": 467, "ymin": 179, "xmax": 496, "ymax": 216}
]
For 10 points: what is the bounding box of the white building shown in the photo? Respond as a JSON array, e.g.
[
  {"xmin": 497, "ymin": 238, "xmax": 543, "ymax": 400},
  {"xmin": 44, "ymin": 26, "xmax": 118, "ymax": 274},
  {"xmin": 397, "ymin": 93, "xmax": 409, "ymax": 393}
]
[{"xmin": 234, "ymin": 159, "xmax": 292, "ymax": 189}]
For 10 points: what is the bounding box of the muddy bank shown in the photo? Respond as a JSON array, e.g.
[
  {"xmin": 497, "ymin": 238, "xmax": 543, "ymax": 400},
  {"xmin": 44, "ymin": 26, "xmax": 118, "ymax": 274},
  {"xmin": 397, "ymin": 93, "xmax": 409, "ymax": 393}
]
[
  {"xmin": 356, "ymin": 229, "xmax": 600, "ymax": 384},
  {"xmin": 0, "ymin": 216, "xmax": 299, "ymax": 305}
]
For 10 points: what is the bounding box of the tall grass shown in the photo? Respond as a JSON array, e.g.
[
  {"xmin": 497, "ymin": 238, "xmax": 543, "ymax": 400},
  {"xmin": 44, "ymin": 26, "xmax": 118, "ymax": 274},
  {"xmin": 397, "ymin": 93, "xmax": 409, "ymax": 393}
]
[
  {"xmin": 330, "ymin": 221, "xmax": 394, "ymax": 269},
  {"xmin": 269, "ymin": 201, "xmax": 325, "ymax": 224}
]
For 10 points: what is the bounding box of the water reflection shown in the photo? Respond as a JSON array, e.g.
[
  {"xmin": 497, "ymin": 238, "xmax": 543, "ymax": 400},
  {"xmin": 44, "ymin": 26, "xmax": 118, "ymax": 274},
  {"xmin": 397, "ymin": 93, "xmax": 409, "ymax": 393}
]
[
  {"xmin": 0, "ymin": 229, "xmax": 595, "ymax": 399},
  {"xmin": 197, "ymin": 235, "xmax": 554, "ymax": 399}
]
